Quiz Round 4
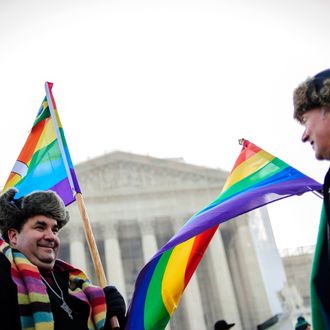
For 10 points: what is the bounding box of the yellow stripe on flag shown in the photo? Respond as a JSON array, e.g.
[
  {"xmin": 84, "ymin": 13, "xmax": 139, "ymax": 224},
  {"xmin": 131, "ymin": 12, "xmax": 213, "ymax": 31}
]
[
  {"xmin": 223, "ymin": 150, "xmax": 274, "ymax": 191},
  {"xmin": 162, "ymin": 237, "xmax": 195, "ymax": 314}
]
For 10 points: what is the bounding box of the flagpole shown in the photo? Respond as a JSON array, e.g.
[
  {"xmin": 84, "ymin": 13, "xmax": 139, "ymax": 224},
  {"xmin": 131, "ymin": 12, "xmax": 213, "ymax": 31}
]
[
  {"xmin": 76, "ymin": 193, "xmax": 107, "ymax": 285},
  {"xmin": 76, "ymin": 194, "xmax": 120, "ymax": 329},
  {"xmin": 45, "ymin": 83, "xmax": 120, "ymax": 329}
]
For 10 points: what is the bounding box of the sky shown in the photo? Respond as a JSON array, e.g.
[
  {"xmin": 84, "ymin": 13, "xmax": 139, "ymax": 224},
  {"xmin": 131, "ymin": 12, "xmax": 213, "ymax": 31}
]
[{"xmin": 1, "ymin": 0, "xmax": 330, "ymax": 250}]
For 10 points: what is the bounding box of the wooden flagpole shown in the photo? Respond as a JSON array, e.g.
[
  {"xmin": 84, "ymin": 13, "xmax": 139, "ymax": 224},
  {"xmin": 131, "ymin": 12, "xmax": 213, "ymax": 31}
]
[{"xmin": 76, "ymin": 193, "xmax": 120, "ymax": 329}]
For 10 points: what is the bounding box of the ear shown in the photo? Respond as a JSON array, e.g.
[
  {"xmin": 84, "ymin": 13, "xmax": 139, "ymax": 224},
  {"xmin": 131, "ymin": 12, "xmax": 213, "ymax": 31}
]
[{"xmin": 7, "ymin": 229, "xmax": 19, "ymax": 247}]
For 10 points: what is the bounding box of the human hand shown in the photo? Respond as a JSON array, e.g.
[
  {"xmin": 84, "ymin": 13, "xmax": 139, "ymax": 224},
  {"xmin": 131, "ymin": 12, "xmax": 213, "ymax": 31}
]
[{"xmin": 103, "ymin": 286, "xmax": 126, "ymax": 328}]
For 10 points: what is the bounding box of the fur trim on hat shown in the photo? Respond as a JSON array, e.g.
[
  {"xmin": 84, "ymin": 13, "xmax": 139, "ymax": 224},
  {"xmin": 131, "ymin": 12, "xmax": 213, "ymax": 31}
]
[
  {"xmin": 293, "ymin": 69, "xmax": 330, "ymax": 123},
  {"xmin": 0, "ymin": 188, "xmax": 69, "ymax": 241}
]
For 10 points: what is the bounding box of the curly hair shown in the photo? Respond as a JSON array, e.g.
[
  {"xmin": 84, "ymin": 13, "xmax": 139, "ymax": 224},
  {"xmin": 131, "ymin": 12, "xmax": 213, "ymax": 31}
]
[
  {"xmin": 293, "ymin": 69, "xmax": 330, "ymax": 123},
  {"xmin": 0, "ymin": 188, "xmax": 69, "ymax": 242}
]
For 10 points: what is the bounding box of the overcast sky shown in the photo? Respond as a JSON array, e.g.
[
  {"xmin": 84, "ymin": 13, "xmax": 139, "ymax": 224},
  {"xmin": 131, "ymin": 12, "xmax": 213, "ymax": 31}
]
[{"xmin": 1, "ymin": 0, "xmax": 330, "ymax": 250}]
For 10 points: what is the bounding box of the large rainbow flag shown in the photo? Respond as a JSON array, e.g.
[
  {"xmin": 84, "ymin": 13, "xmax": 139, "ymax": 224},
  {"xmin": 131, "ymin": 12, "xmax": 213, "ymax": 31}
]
[
  {"xmin": 2, "ymin": 82, "xmax": 80, "ymax": 205},
  {"xmin": 126, "ymin": 139, "xmax": 322, "ymax": 330}
]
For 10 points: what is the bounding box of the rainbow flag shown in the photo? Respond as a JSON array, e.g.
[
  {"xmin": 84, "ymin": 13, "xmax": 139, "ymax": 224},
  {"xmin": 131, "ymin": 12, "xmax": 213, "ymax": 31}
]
[
  {"xmin": 3, "ymin": 82, "xmax": 80, "ymax": 205},
  {"xmin": 126, "ymin": 139, "xmax": 322, "ymax": 330}
]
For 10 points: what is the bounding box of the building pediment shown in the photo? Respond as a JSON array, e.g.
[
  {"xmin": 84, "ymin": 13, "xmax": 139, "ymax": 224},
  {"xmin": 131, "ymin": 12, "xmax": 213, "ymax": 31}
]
[{"xmin": 74, "ymin": 151, "xmax": 228, "ymax": 197}]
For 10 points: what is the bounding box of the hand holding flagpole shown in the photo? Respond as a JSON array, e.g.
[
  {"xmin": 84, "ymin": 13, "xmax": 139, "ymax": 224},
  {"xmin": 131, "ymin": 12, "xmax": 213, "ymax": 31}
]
[{"xmin": 76, "ymin": 193, "xmax": 120, "ymax": 329}]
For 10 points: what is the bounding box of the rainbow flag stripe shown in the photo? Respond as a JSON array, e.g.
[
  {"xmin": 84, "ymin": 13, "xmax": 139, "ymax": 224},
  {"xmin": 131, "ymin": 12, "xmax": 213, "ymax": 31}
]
[
  {"xmin": 126, "ymin": 139, "xmax": 322, "ymax": 330},
  {"xmin": 3, "ymin": 82, "xmax": 80, "ymax": 205}
]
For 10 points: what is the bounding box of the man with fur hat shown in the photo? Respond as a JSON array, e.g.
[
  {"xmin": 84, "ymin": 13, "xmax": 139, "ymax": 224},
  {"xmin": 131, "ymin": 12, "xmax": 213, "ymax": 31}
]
[
  {"xmin": 0, "ymin": 188, "xmax": 126, "ymax": 330},
  {"xmin": 293, "ymin": 68, "xmax": 330, "ymax": 329}
]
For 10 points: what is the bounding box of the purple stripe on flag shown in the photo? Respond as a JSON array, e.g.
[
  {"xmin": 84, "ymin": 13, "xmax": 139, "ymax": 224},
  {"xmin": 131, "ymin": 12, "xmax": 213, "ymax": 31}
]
[
  {"xmin": 152, "ymin": 177, "xmax": 321, "ymax": 258},
  {"xmin": 70, "ymin": 168, "xmax": 81, "ymax": 194},
  {"xmin": 51, "ymin": 178, "xmax": 75, "ymax": 206}
]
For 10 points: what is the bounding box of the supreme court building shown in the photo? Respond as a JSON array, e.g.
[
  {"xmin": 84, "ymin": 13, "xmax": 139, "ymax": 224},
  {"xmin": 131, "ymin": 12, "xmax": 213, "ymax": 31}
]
[{"xmin": 59, "ymin": 151, "xmax": 295, "ymax": 330}]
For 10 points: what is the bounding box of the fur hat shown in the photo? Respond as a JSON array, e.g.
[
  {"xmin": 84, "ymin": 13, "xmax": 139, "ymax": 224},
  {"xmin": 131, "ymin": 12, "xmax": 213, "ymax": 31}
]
[
  {"xmin": 0, "ymin": 188, "xmax": 69, "ymax": 241},
  {"xmin": 293, "ymin": 68, "xmax": 330, "ymax": 123}
]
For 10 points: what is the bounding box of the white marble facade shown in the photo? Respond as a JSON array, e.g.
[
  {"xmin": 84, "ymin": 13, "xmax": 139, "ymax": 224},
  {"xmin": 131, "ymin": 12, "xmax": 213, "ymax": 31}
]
[{"xmin": 59, "ymin": 151, "xmax": 290, "ymax": 330}]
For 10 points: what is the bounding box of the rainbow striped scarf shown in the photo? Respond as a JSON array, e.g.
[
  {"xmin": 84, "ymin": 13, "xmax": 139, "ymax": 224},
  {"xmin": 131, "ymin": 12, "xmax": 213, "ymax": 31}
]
[{"xmin": 0, "ymin": 239, "xmax": 106, "ymax": 330}]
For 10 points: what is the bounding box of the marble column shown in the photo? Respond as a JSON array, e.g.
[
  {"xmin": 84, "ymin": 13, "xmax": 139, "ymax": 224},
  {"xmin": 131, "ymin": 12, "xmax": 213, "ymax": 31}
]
[
  {"xmin": 231, "ymin": 214, "xmax": 272, "ymax": 328},
  {"xmin": 139, "ymin": 219, "xmax": 158, "ymax": 263},
  {"xmin": 208, "ymin": 228, "xmax": 242, "ymax": 329},
  {"xmin": 173, "ymin": 218, "xmax": 206, "ymax": 330},
  {"xmin": 103, "ymin": 223, "xmax": 127, "ymax": 300},
  {"xmin": 69, "ymin": 227, "xmax": 88, "ymax": 273}
]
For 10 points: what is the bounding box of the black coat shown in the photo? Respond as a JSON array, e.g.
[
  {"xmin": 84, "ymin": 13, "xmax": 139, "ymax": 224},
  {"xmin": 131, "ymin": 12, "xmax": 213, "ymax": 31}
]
[{"xmin": 0, "ymin": 253, "xmax": 21, "ymax": 330}]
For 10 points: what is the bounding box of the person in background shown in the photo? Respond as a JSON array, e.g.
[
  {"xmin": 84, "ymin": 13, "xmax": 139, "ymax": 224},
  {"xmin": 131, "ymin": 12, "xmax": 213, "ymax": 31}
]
[
  {"xmin": 293, "ymin": 68, "xmax": 330, "ymax": 329},
  {"xmin": 295, "ymin": 316, "xmax": 311, "ymax": 330},
  {"xmin": 214, "ymin": 319, "xmax": 235, "ymax": 330},
  {"xmin": 0, "ymin": 188, "xmax": 126, "ymax": 330}
]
